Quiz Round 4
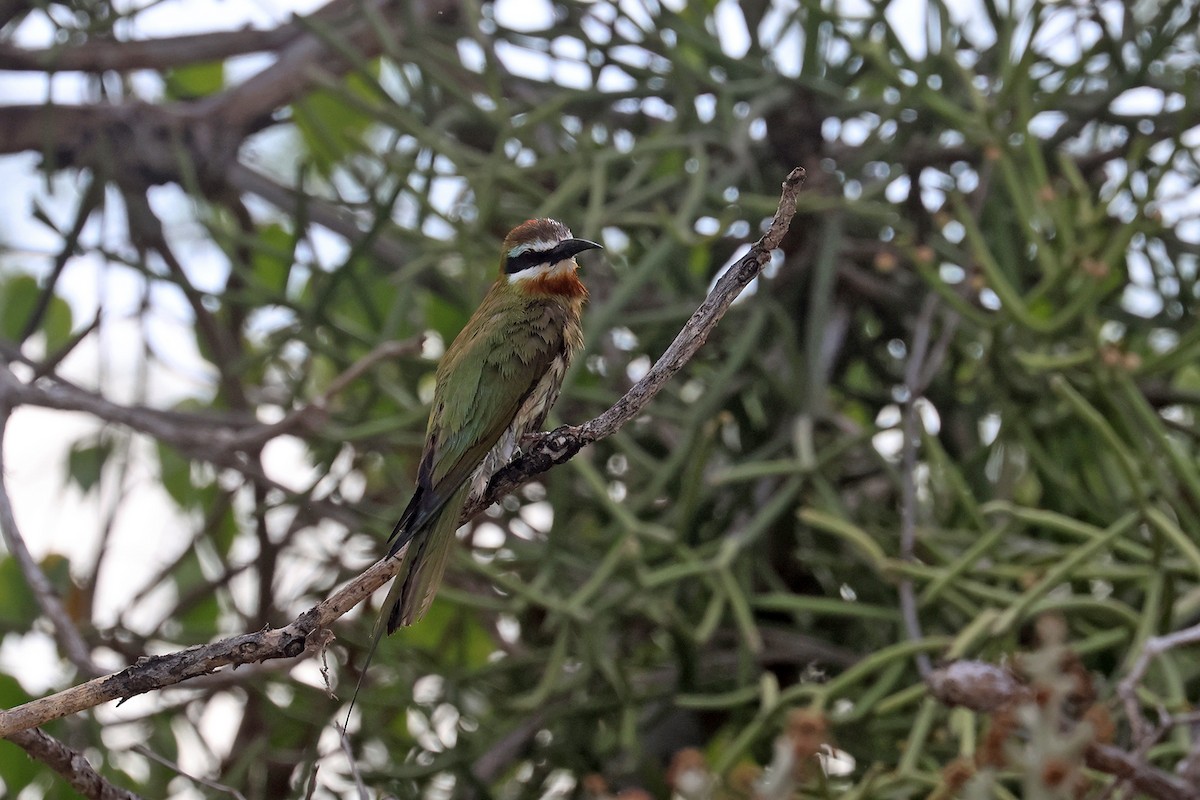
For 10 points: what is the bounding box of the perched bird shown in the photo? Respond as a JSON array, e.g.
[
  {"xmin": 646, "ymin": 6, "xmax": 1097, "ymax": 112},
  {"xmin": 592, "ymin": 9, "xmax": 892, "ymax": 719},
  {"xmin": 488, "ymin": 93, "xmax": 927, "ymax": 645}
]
[{"xmin": 381, "ymin": 218, "xmax": 601, "ymax": 631}]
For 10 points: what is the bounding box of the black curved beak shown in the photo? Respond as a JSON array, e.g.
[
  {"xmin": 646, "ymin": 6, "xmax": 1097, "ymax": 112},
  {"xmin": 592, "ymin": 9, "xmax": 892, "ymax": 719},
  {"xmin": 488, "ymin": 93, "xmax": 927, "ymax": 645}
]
[{"xmin": 556, "ymin": 238, "xmax": 603, "ymax": 260}]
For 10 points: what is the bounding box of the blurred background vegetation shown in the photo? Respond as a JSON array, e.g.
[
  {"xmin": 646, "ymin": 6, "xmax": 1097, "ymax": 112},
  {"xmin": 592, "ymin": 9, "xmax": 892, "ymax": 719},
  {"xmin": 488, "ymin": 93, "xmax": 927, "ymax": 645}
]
[{"xmin": 1, "ymin": 0, "xmax": 1199, "ymax": 797}]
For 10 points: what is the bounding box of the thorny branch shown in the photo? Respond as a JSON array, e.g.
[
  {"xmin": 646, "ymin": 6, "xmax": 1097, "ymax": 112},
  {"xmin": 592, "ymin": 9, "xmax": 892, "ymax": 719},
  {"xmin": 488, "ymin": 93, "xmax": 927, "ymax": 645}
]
[{"xmin": 0, "ymin": 167, "xmax": 806, "ymax": 739}]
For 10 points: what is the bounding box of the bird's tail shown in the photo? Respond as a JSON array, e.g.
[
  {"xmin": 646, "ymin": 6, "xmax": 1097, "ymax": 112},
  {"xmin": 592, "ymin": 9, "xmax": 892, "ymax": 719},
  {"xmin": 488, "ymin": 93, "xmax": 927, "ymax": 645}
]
[
  {"xmin": 341, "ymin": 550, "xmax": 400, "ymax": 734},
  {"xmin": 341, "ymin": 484, "xmax": 469, "ymax": 732},
  {"xmin": 385, "ymin": 483, "xmax": 470, "ymax": 632}
]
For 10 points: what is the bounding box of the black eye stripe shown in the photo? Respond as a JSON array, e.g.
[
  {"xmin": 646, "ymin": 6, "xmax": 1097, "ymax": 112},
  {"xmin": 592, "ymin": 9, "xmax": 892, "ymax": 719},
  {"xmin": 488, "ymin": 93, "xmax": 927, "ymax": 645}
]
[
  {"xmin": 504, "ymin": 248, "xmax": 551, "ymax": 275},
  {"xmin": 504, "ymin": 238, "xmax": 602, "ymax": 275}
]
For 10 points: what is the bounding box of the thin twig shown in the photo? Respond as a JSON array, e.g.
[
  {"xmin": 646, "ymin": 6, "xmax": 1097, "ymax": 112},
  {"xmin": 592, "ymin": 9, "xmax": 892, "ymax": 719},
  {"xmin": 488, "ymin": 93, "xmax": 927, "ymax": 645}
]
[
  {"xmin": 0, "ymin": 401, "xmax": 101, "ymax": 676},
  {"xmin": 226, "ymin": 163, "xmax": 415, "ymax": 271},
  {"xmin": 337, "ymin": 725, "xmax": 370, "ymax": 800},
  {"xmin": 231, "ymin": 337, "xmax": 425, "ymax": 452},
  {"xmin": 132, "ymin": 745, "xmax": 248, "ymax": 800},
  {"xmin": 897, "ymin": 273, "xmax": 961, "ymax": 680},
  {"xmin": 0, "ymin": 166, "xmax": 806, "ymax": 738},
  {"xmin": 897, "ymin": 295, "xmax": 939, "ymax": 678},
  {"xmin": 1119, "ymin": 621, "xmax": 1200, "ymax": 742},
  {"xmin": 471, "ymin": 709, "xmax": 550, "ymax": 784},
  {"xmin": 0, "ymin": 23, "xmax": 305, "ymax": 73}
]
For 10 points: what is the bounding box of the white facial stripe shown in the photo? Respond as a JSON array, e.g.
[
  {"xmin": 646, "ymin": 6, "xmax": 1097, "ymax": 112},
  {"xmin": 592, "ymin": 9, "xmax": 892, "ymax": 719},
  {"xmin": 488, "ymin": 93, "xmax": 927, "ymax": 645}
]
[
  {"xmin": 506, "ymin": 259, "xmax": 575, "ymax": 284},
  {"xmin": 507, "ymin": 238, "xmax": 563, "ymax": 258}
]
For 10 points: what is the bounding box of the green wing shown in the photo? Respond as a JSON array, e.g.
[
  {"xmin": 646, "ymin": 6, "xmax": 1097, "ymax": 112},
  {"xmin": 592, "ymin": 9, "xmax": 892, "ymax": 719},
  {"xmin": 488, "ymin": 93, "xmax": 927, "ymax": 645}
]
[
  {"xmin": 383, "ymin": 293, "xmax": 573, "ymax": 629},
  {"xmin": 387, "ymin": 293, "xmax": 572, "ymax": 554},
  {"xmin": 432, "ymin": 301, "xmax": 568, "ymax": 483}
]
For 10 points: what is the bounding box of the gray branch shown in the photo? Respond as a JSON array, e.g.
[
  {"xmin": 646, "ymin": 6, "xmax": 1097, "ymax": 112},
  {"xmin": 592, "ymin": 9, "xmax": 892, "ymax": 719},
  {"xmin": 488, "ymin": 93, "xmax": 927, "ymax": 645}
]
[{"xmin": 6, "ymin": 727, "xmax": 143, "ymax": 800}]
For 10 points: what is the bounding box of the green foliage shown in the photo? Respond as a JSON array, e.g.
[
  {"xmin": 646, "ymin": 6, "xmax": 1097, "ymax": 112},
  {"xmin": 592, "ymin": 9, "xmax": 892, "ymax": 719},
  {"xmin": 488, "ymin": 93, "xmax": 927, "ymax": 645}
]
[
  {"xmin": 156, "ymin": 441, "xmax": 200, "ymax": 508},
  {"xmin": 3, "ymin": 0, "xmax": 1200, "ymax": 798},
  {"xmin": 292, "ymin": 68, "xmax": 383, "ymax": 175},
  {"xmin": 163, "ymin": 60, "xmax": 225, "ymax": 100},
  {"xmin": 0, "ymin": 559, "xmax": 39, "ymax": 632},
  {"xmin": 249, "ymin": 222, "xmax": 298, "ymax": 294},
  {"xmin": 66, "ymin": 436, "xmax": 111, "ymax": 493},
  {"xmin": 0, "ymin": 273, "xmax": 72, "ymax": 351},
  {"xmin": 0, "ymin": 708, "xmax": 40, "ymax": 794}
]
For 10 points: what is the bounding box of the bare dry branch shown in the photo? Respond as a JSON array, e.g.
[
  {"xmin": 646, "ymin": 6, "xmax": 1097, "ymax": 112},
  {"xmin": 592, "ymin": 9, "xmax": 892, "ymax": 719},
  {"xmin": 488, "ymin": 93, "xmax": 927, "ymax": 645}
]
[
  {"xmin": 0, "ymin": 564, "xmax": 363, "ymax": 738},
  {"xmin": 0, "ymin": 27, "xmax": 302, "ymax": 73},
  {"xmin": 0, "ymin": 362, "xmax": 256, "ymax": 455},
  {"xmin": 0, "ymin": 167, "xmax": 805, "ymax": 739},
  {"xmin": 6, "ymin": 727, "xmax": 144, "ymax": 800},
  {"xmin": 0, "ymin": 0, "xmax": 414, "ymax": 181},
  {"xmin": 0, "ymin": 336, "xmax": 420, "ymax": 461},
  {"xmin": 0, "ymin": 0, "xmax": 402, "ymax": 74}
]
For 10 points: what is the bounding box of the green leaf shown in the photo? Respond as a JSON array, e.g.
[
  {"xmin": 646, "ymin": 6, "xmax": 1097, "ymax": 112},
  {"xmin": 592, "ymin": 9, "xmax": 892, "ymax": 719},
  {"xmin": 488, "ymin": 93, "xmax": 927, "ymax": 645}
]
[
  {"xmin": 250, "ymin": 223, "xmax": 295, "ymax": 294},
  {"xmin": 391, "ymin": 602, "xmax": 494, "ymax": 668},
  {"xmin": 687, "ymin": 244, "xmax": 709, "ymax": 279},
  {"xmin": 156, "ymin": 442, "xmax": 197, "ymax": 507},
  {"xmin": 1173, "ymin": 363, "xmax": 1200, "ymax": 392},
  {"xmin": 163, "ymin": 61, "xmax": 225, "ymax": 100},
  {"xmin": 0, "ymin": 274, "xmax": 73, "ymax": 350},
  {"xmin": 199, "ymin": 483, "xmax": 238, "ymax": 555},
  {"xmin": 178, "ymin": 591, "xmax": 221, "ymax": 637},
  {"xmin": 41, "ymin": 294, "xmax": 73, "ymax": 351},
  {"xmin": 0, "ymin": 698, "xmax": 40, "ymax": 792},
  {"xmin": 66, "ymin": 437, "xmax": 112, "ymax": 493},
  {"xmin": 0, "ymin": 672, "xmax": 30, "ymax": 708},
  {"xmin": 421, "ymin": 290, "xmax": 470, "ymax": 344},
  {"xmin": 292, "ymin": 68, "xmax": 379, "ymax": 174},
  {"xmin": 0, "ymin": 557, "xmax": 39, "ymax": 630},
  {"xmin": 0, "ymin": 275, "xmax": 38, "ymax": 342}
]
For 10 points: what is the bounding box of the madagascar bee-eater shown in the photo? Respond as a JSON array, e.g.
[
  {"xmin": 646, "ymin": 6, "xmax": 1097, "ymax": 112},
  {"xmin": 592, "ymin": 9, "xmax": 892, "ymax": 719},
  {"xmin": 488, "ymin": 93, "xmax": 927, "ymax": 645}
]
[{"xmin": 381, "ymin": 218, "xmax": 601, "ymax": 631}]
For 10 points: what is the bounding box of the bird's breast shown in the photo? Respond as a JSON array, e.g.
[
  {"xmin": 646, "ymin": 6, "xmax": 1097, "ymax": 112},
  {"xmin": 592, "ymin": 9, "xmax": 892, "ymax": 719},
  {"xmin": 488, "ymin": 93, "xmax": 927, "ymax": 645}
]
[
  {"xmin": 467, "ymin": 353, "xmax": 571, "ymax": 502},
  {"xmin": 518, "ymin": 268, "xmax": 587, "ymax": 300}
]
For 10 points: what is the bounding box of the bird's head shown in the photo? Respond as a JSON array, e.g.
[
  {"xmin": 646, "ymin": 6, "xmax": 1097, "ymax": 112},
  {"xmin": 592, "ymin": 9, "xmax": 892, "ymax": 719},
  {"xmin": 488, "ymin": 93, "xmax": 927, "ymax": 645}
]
[{"xmin": 499, "ymin": 219, "xmax": 601, "ymax": 297}]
